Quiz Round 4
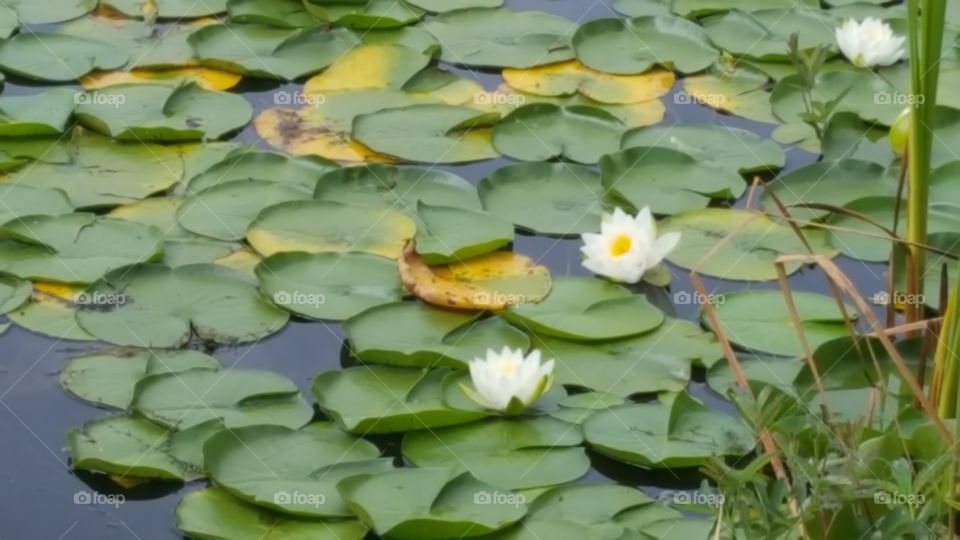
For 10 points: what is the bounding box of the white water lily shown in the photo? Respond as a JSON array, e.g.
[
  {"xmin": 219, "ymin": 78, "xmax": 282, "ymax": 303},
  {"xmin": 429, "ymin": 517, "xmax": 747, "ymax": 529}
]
[
  {"xmin": 835, "ymin": 18, "xmax": 905, "ymax": 68},
  {"xmin": 580, "ymin": 207, "xmax": 681, "ymax": 284},
  {"xmin": 463, "ymin": 347, "xmax": 555, "ymax": 414}
]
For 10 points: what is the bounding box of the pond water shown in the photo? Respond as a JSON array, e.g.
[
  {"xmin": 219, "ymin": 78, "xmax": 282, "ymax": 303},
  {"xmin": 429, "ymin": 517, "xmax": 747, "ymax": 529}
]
[{"xmin": 0, "ymin": 1, "xmax": 893, "ymax": 538}]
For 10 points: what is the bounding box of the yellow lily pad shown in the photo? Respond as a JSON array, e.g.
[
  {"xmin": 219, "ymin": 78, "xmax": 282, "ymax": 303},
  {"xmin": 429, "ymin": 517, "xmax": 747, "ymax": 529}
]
[
  {"xmin": 503, "ymin": 60, "xmax": 675, "ymax": 104},
  {"xmin": 81, "ymin": 67, "xmax": 241, "ymax": 91},
  {"xmin": 303, "ymin": 43, "xmax": 430, "ymax": 94}
]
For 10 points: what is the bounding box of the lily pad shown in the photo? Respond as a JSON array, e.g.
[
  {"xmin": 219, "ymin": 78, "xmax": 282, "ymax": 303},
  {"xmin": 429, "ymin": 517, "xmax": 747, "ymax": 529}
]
[
  {"xmin": 247, "ymin": 200, "xmax": 416, "ymax": 259},
  {"xmin": 399, "ymin": 248, "xmax": 551, "ymax": 310},
  {"xmin": 7, "ymin": 283, "xmax": 96, "ymax": 341},
  {"xmin": 421, "ymin": 8, "xmax": 577, "ymax": 68},
  {"xmin": 403, "ymin": 416, "xmax": 589, "ymax": 490},
  {"xmin": 76, "ymin": 83, "xmax": 252, "ymax": 142},
  {"xmin": 343, "ymin": 301, "xmax": 530, "ymax": 368},
  {"xmin": 0, "ymin": 185, "xmax": 73, "ymax": 225},
  {"xmin": 185, "ymin": 151, "xmax": 337, "ymax": 194},
  {"xmin": 583, "ymin": 393, "xmax": 754, "ymax": 468},
  {"xmin": 681, "ymin": 63, "xmax": 778, "ymax": 124},
  {"xmin": 131, "ymin": 367, "xmax": 312, "ymax": 430},
  {"xmin": 828, "ymin": 198, "xmax": 960, "ymax": 262},
  {"xmin": 303, "ymin": 44, "xmax": 431, "ymax": 93},
  {"xmin": 4, "ymin": 0, "xmax": 96, "ymax": 24},
  {"xmin": 189, "ymin": 24, "xmax": 357, "ymax": 80},
  {"xmin": 303, "ymin": 0, "xmax": 424, "ymax": 29},
  {"xmin": 404, "ymin": 0, "xmax": 502, "ymax": 11},
  {"xmin": 227, "ymin": 0, "xmax": 318, "ymax": 27},
  {"xmin": 492, "ymin": 104, "xmax": 625, "ymax": 164},
  {"xmin": 821, "ymin": 112, "xmax": 893, "ymax": 164},
  {"xmin": 672, "ymin": 0, "xmax": 818, "ymax": 16},
  {"xmin": 573, "ymin": 16, "xmax": 718, "ymax": 75},
  {"xmin": 60, "ymin": 349, "xmax": 221, "ymax": 409},
  {"xmin": 600, "ymin": 146, "xmax": 746, "ymax": 215},
  {"xmin": 621, "ymin": 124, "xmax": 786, "ymax": 174},
  {"xmin": 661, "ymin": 208, "xmax": 838, "ymax": 280},
  {"xmin": 611, "ymin": 0, "xmax": 672, "ymax": 16},
  {"xmin": 337, "ymin": 468, "xmax": 527, "ymax": 539},
  {"xmin": 414, "ymin": 203, "xmax": 514, "ymax": 265},
  {"xmin": 760, "ymin": 159, "xmax": 893, "ymax": 222},
  {"xmin": 177, "ymin": 180, "xmax": 313, "ymax": 242},
  {"xmin": 76, "ymin": 264, "xmax": 289, "ymax": 347},
  {"xmin": 0, "ymin": 213, "xmax": 163, "ymax": 284},
  {"xmin": 502, "ymin": 61, "xmax": 675, "ymax": 104},
  {"xmin": 533, "ymin": 318, "xmax": 722, "ymax": 397},
  {"xmin": 7, "ymin": 134, "xmax": 183, "ymax": 209},
  {"xmin": 352, "ymin": 104, "xmax": 500, "ymax": 164},
  {"xmin": 0, "ymin": 273, "xmax": 29, "ymax": 315},
  {"xmin": 177, "ymin": 488, "xmax": 369, "ymax": 540},
  {"xmin": 0, "ymin": 88, "xmax": 76, "ymax": 136},
  {"xmin": 314, "ymin": 164, "xmax": 480, "ymax": 215},
  {"xmin": 771, "ymin": 70, "xmax": 903, "ymax": 127},
  {"xmin": 703, "ymin": 8, "xmax": 839, "ymax": 61},
  {"xmin": 105, "ymin": 0, "xmax": 228, "ymax": 18},
  {"xmin": 478, "ymin": 163, "xmax": 606, "ymax": 236},
  {"xmin": 256, "ymin": 251, "xmax": 403, "ymax": 321},
  {"xmin": 707, "ymin": 355, "xmax": 802, "ymax": 397},
  {"xmin": 0, "ymin": 32, "xmax": 127, "ymax": 82},
  {"xmin": 204, "ymin": 423, "xmax": 384, "ymax": 517},
  {"xmin": 502, "ymin": 277, "xmax": 664, "ymax": 341},
  {"xmin": 313, "ymin": 366, "xmax": 487, "ymax": 434},
  {"xmin": 707, "ymin": 289, "xmax": 856, "ymax": 357}
]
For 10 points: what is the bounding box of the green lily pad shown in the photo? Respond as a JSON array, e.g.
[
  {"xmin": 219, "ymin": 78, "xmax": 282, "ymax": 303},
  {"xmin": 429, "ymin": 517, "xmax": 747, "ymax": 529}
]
[
  {"xmin": 502, "ymin": 277, "xmax": 664, "ymax": 341},
  {"xmin": 7, "ymin": 134, "xmax": 183, "ymax": 209},
  {"xmin": 337, "ymin": 468, "xmax": 527, "ymax": 539},
  {"xmin": 177, "ymin": 180, "xmax": 313, "ymax": 242},
  {"xmin": 611, "ymin": 0, "xmax": 672, "ymax": 16},
  {"xmin": 312, "ymin": 366, "xmax": 487, "ymax": 434},
  {"xmin": 186, "ymin": 151, "xmax": 338, "ymax": 194},
  {"xmin": 0, "ymin": 32, "xmax": 127, "ymax": 82},
  {"xmin": 176, "ymin": 488, "xmax": 369, "ymax": 540},
  {"xmin": 621, "ymin": 124, "xmax": 786, "ymax": 174},
  {"xmin": 600, "ymin": 146, "xmax": 746, "ymax": 215},
  {"xmin": 534, "ymin": 317, "xmax": 722, "ymax": 397},
  {"xmin": 314, "ymin": 164, "xmax": 480, "ymax": 214},
  {"xmin": 227, "ymin": 0, "xmax": 318, "ymax": 27},
  {"xmin": 661, "ymin": 208, "xmax": 838, "ymax": 280},
  {"xmin": 403, "ymin": 416, "xmax": 589, "ymax": 490},
  {"xmin": 68, "ymin": 414, "xmax": 204, "ymax": 482},
  {"xmin": 478, "ymin": 162, "xmax": 606, "ymax": 236},
  {"xmin": 131, "ymin": 367, "xmax": 312, "ymax": 430},
  {"xmin": 76, "ymin": 83, "xmax": 253, "ymax": 142},
  {"xmin": 189, "ymin": 24, "xmax": 357, "ymax": 80},
  {"xmin": 8, "ymin": 284, "xmax": 96, "ymax": 342},
  {"xmin": 204, "ymin": 423, "xmax": 384, "ymax": 517},
  {"xmin": 59, "ymin": 16, "xmax": 197, "ymax": 70},
  {"xmin": 0, "ymin": 273, "xmax": 29, "ymax": 315},
  {"xmin": 247, "ymin": 200, "xmax": 416, "ymax": 259},
  {"xmin": 352, "ymin": 104, "xmax": 500, "ymax": 164},
  {"xmin": 76, "ymin": 264, "xmax": 289, "ymax": 347},
  {"xmin": 821, "ymin": 112, "xmax": 893, "ymax": 164},
  {"xmin": 573, "ymin": 16, "xmax": 718, "ymax": 75},
  {"xmin": 681, "ymin": 63, "xmax": 779, "ymax": 124},
  {"xmin": 703, "ymin": 8, "xmax": 839, "ymax": 61},
  {"xmin": 706, "ymin": 289, "xmax": 856, "ymax": 357},
  {"xmin": 0, "ymin": 88, "xmax": 76, "ymax": 136},
  {"xmin": 60, "ymin": 349, "xmax": 221, "ymax": 409},
  {"xmin": 344, "ymin": 302, "xmax": 530, "ymax": 368},
  {"xmin": 0, "ymin": 139, "xmax": 72, "ymax": 173},
  {"xmin": 771, "ymin": 70, "xmax": 903, "ymax": 127},
  {"xmin": 583, "ymin": 393, "xmax": 754, "ymax": 468},
  {"xmin": 0, "ymin": 184, "xmax": 73, "ymax": 225},
  {"xmin": 405, "ymin": 0, "xmax": 502, "ymax": 12},
  {"xmin": 256, "ymin": 251, "xmax": 404, "ymax": 321},
  {"xmin": 550, "ymin": 392, "xmax": 627, "ymax": 425},
  {"xmin": 492, "ymin": 104, "xmax": 625, "ymax": 164},
  {"xmin": 673, "ymin": 0, "xmax": 818, "ymax": 16},
  {"xmin": 421, "ymin": 8, "xmax": 576, "ymax": 68},
  {"xmin": 707, "ymin": 355, "xmax": 802, "ymax": 397},
  {"xmin": 415, "ymin": 203, "xmax": 514, "ymax": 265},
  {"xmin": 0, "ymin": 6, "xmax": 15, "ymax": 39},
  {"xmin": 3, "ymin": 0, "xmax": 96, "ymax": 24},
  {"xmin": 760, "ymin": 159, "xmax": 894, "ymax": 222},
  {"xmin": 0, "ymin": 213, "xmax": 163, "ymax": 284},
  {"xmin": 104, "ymin": 0, "xmax": 228, "ymax": 18},
  {"xmin": 303, "ymin": 0, "xmax": 424, "ymax": 29}
]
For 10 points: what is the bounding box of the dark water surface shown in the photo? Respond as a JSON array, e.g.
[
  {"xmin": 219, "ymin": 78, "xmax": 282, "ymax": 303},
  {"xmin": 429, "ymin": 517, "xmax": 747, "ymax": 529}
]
[{"xmin": 0, "ymin": 1, "xmax": 890, "ymax": 538}]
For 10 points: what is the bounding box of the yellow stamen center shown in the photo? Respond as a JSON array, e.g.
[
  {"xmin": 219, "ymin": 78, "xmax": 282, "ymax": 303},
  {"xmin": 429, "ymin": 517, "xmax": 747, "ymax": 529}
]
[
  {"xmin": 609, "ymin": 235, "xmax": 632, "ymax": 257},
  {"xmin": 498, "ymin": 363, "xmax": 516, "ymax": 376}
]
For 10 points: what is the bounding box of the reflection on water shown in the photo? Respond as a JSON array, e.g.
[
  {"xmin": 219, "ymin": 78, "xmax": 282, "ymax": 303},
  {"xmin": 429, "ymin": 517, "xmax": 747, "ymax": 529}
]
[{"xmin": 0, "ymin": 1, "xmax": 890, "ymax": 537}]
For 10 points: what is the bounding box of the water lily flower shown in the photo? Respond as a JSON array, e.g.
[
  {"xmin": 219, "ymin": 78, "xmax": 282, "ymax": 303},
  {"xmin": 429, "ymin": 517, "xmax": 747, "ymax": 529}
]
[
  {"xmin": 835, "ymin": 18, "xmax": 905, "ymax": 68},
  {"xmin": 580, "ymin": 207, "xmax": 681, "ymax": 284},
  {"xmin": 463, "ymin": 347, "xmax": 555, "ymax": 414}
]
